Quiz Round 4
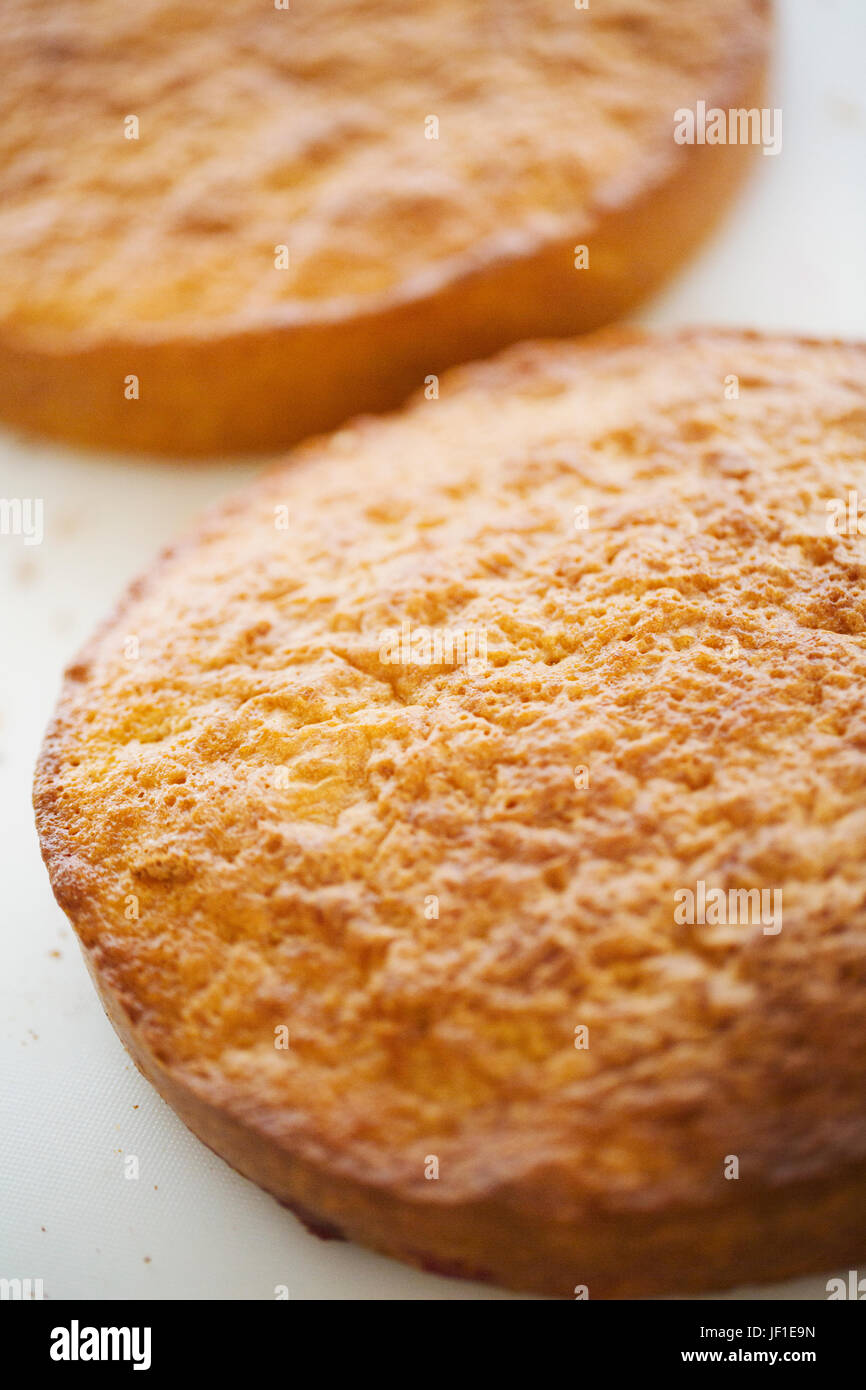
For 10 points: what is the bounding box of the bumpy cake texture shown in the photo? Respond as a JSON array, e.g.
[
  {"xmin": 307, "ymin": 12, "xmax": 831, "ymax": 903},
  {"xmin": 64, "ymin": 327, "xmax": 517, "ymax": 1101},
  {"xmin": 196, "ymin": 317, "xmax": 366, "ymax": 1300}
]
[
  {"xmin": 0, "ymin": 0, "xmax": 768, "ymax": 454},
  {"xmin": 35, "ymin": 330, "xmax": 866, "ymax": 1297}
]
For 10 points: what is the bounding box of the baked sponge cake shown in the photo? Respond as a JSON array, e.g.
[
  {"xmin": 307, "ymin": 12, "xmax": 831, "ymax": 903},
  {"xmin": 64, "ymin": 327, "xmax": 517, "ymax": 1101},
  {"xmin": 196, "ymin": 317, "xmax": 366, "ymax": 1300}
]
[
  {"xmin": 35, "ymin": 329, "xmax": 866, "ymax": 1298},
  {"xmin": 0, "ymin": 0, "xmax": 769, "ymax": 455}
]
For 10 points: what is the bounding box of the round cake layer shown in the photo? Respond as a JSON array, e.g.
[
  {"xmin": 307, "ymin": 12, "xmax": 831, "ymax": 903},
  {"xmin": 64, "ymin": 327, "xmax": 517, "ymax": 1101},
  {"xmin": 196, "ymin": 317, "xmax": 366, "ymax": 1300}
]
[
  {"xmin": 0, "ymin": 0, "xmax": 768, "ymax": 452},
  {"xmin": 35, "ymin": 328, "xmax": 866, "ymax": 1296}
]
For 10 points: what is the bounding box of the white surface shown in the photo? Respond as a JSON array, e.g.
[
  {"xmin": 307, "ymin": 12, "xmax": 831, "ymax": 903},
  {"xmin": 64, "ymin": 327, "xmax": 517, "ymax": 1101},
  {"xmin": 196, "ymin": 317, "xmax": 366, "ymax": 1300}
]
[{"xmin": 2, "ymin": 0, "xmax": 865, "ymax": 1300}]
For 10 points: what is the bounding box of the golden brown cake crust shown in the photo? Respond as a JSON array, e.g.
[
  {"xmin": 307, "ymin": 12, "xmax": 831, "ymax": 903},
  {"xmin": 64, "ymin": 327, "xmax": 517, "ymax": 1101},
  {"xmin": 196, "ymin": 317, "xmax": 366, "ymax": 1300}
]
[
  {"xmin": 35, "ymin": 328, "xmax": 866, "ymax": 1297},
  {"xmin": 0, "ymin": 0, "xmax": 769, "ymax": 454}
]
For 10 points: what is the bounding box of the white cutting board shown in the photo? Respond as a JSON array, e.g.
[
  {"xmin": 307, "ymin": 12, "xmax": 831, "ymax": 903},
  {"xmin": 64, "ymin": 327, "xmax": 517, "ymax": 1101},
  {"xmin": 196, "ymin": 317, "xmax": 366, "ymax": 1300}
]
[{"xmin": 2, "ymin": 0, "xmax": 865, "ymax": 1299}]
